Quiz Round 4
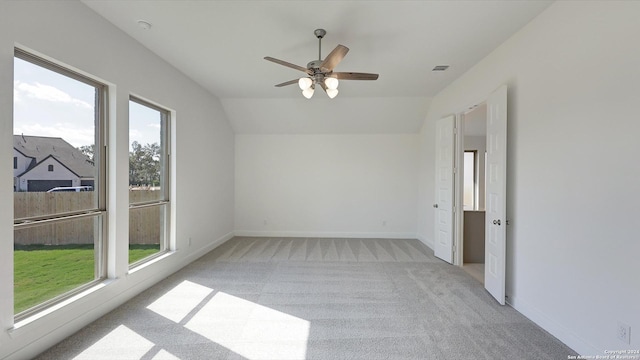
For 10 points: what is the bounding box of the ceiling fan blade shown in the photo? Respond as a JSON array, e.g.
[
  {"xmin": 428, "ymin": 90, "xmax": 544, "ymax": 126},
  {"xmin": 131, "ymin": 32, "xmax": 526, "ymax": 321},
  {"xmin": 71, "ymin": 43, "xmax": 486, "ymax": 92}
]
[
  {"xmin": 333, "ymin": 72, "xmax": 379, "ymax": 80},
  {"xmin": 264, "ymin": 56, "xmax": 311, "ymax": 74},
  {"xmin": 319, "ymin": 45, "xmax": 349, "ymax": 72},
  {"xmin": 274, "ymin": 79, "xmax": 299, "ymax": 87}
]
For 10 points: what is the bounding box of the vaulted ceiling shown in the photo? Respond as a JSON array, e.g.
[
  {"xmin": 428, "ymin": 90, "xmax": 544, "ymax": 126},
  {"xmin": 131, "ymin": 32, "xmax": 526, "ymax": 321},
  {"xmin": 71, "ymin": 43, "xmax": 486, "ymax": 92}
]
[{"xmin": 82, "ymin": 0, "xmax": 552, "ymax": 134}]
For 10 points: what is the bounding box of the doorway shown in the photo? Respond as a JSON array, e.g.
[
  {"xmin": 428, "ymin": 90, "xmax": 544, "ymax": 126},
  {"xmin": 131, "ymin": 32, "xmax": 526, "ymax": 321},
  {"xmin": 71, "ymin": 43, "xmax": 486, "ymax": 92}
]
[
  {"xmin": 433, "ymin": 85, "xmax": 507, "ymax": 304},
  {"xmin": 460, "ymin": 104, "xmax": 487, "ymax": 284}
]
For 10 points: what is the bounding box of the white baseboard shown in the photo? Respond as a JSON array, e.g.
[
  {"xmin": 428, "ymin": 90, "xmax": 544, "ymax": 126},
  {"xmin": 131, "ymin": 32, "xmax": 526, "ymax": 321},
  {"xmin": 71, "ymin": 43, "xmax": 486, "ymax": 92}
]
[
  {"xmin": 182, "ymin": 231, "xmax": 234, "ymax": 264},
  {"xmin": 507, "ymin": 295, "xmax": 599, "ymax": 356},
  {"xmin": 233, "ymin": 230, "xmax": 417, "ymax": 239}
]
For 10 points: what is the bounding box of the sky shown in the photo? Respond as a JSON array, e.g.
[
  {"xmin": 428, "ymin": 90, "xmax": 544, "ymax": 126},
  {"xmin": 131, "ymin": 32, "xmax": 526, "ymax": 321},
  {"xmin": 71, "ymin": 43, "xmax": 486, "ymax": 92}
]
[{"xmin": 13, "ymin": 57, "xmax": 161, "ymax": 150}]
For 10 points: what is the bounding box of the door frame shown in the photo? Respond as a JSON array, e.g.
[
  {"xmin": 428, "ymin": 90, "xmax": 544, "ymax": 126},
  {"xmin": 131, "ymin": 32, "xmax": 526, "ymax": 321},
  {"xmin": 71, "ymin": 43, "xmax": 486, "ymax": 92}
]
[
  {"xmin": 452, "ymin": 102, "xmax": 502, "ymax": 266},
  {"xmin": 453, "ymin": 115, "xmax": 462, "ymax": 267},
  {"xmin": 453, "ymin": 109, "xmax": 468, "ymax": 267},
  {"xmin": 452, "ymin": 104, "xmax": 483, "ymax": 267}
]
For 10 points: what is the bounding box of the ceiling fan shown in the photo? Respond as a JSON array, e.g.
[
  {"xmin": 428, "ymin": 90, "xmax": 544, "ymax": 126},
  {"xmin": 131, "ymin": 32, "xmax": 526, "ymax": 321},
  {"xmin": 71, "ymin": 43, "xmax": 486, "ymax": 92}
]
[{"xmin": 264, "ymin": 29, "xmax": 379, "ymax": 99}]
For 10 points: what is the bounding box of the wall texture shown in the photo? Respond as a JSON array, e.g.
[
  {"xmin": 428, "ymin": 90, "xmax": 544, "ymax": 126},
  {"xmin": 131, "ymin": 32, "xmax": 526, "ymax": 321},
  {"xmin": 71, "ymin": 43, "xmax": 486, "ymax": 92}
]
[
  {"xmin": 0, "ymin": 2, "xmax": 234, "ymax": 359},
  {"xmin": 236, "ymin": 134, "xmax": 419, "ymax": 238},
  {"xmin": 417, "ymin": 1, "xmax": 640, "ymax": 355}
]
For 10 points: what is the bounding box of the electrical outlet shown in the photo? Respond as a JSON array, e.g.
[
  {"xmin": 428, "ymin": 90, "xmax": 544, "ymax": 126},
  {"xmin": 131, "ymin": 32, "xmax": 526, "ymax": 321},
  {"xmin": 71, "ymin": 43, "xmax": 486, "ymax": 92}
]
[{"xmin": 617, "ymin": 321, "xmax": 631, "ymax": 344}]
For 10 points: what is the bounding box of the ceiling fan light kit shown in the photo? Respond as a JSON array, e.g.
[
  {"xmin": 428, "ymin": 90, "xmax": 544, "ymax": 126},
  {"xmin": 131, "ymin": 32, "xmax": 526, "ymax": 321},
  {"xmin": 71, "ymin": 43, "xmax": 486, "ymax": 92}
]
[{"xmin": 264, "ymin": 29, "xmax": 379, "ymax": 99}]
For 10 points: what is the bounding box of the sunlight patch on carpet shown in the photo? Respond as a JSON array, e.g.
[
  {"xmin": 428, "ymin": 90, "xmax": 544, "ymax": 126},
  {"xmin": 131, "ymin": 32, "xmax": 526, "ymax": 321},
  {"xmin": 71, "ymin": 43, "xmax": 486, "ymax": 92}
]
[
  {"xmin": 146, "ymin": 280, "xmax": 213, "ymax": 323},
  {"xmin": 186, "ymin": 292, "xmax": 310, "ymax": 360},
  {"xmin": 73, "ymin": 325, "xmax": 154, "ymax": 359}
]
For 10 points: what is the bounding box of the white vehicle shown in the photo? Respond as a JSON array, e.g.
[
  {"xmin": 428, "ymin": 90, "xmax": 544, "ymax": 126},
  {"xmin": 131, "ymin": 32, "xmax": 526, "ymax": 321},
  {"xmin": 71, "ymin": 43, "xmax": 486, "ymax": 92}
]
[{"xmin": 46, "ymin": 186, "xmax": 93, "ymax": 193}]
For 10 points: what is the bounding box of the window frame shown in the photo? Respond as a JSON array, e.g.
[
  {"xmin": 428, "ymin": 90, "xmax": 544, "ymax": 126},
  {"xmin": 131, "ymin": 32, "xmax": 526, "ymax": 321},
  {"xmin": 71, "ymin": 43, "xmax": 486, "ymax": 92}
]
[
  {"xmin": 13, "ymin": 49, "xmax": 108, "ymax": 320},
  {"xmin": 128, "ymin": 96, "xmax": 171, "ymax": 268},
  {"xmin": 463, "ymin": 150, "xmax": 477, "ymax": 211}
]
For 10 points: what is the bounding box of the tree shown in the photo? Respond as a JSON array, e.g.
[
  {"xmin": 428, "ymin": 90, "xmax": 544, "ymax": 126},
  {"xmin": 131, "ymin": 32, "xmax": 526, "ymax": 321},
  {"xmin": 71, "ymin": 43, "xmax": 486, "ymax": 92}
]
[
  {"xmin": 129, "ymin": 141, "xmax": 161, "ymax": 186},
  {"xmin": 78, "ymin": 144, "xmax": 95, "ymax": 164}
]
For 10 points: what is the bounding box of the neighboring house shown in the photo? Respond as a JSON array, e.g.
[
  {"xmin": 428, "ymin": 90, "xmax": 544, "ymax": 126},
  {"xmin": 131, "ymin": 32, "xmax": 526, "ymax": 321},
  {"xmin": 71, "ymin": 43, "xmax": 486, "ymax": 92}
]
[{"xmin": 13, "ymin": 135, "xmax": 95, "ymax": 192}]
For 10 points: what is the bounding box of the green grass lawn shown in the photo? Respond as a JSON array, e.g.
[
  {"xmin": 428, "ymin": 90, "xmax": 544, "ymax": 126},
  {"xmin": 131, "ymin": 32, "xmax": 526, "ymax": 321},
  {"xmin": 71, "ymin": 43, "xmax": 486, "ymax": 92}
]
[
  {"xmin": 14, "ymin": 244, "xmax": 160, "ymax": 314},
  {"xmin": 129, "ymin": 244, "xmax": 161, "ymax": 263}
]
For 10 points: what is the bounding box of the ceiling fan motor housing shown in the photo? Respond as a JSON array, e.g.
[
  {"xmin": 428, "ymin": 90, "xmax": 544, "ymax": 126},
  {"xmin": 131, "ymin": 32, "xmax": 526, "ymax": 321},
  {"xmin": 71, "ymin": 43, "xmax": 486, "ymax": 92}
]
[
  {"xmin": 307, "ymin": 60, "xmax": 322, "ymax": 70},
  {"xmin": 306, "ymin": 60, "xmax": 334, "ymax": 86}
]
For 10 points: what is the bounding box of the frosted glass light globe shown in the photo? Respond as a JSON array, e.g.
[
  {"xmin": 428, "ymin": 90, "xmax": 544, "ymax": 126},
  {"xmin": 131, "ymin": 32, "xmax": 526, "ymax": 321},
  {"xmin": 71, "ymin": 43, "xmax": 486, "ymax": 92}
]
[
  {"xmin": 324, "ymin": 77, "xmax": 339, "ymax": 90},
  {"xmin": 302, "ymin": 87, "xmax": 314, "ymax": 99},
  {"xmin": 298, "ymin": 77, "xmax": 313, "ymax": 90}
]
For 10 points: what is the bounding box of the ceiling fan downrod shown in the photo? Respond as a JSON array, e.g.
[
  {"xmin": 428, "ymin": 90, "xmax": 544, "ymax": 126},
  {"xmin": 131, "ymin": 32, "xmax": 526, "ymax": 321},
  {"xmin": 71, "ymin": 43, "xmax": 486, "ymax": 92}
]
[{"xmin": 314, "ymin": 28, "xmax": 326, "ymax": 61}]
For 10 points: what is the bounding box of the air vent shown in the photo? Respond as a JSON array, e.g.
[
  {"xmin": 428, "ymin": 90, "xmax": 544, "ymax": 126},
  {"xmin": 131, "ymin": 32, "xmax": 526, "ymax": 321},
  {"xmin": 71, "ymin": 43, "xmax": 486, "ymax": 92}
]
[{"xmin": 432, "ymin": 65, "xmax": 449, "ymax": 71}]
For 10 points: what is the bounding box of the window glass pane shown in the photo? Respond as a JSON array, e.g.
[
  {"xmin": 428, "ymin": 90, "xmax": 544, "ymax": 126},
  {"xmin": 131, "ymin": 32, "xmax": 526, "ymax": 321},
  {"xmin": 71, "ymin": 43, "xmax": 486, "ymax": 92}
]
[
  {"xmin": 13, "ymin": 51, "xmax": 105, "ymax": 318},
  {"xmin": 129, "ymin": 205, "xmax": 166, "ymax": 264},
  {"xmin": 129, "ymin": 98, "xmax": 169, "ymax": 266},
  {"xmin": 129, "ymin": 100, "xmax": 165, "ymax": 203},
  {"xmin": 13, "ymin": 57, "xmax": 98, "ymax": 213},
  {"xmin": 463, "ymin": 151, "xmax": 475, "ymax": 211},
  {"xmin": 14, "ymin": 216, "xmax": 101, "ymax": 314}
]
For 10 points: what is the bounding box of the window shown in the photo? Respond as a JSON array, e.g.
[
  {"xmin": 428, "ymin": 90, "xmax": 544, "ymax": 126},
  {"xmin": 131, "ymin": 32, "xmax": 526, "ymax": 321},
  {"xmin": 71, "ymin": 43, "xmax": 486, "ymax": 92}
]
[
  {"xmin": 128, "ymin": 97, "xmax": 170, "ymax": 266},
  {"xmin": 13, "ymin": 157, "xmax": 17, "ymax": 169},
  {"xmin": 463, "ymin": 151, "xmax": 476, "ymax": 211},
  {"xmin": 13, "ymin": 50, "xmax": 106, "ymax": 318}
]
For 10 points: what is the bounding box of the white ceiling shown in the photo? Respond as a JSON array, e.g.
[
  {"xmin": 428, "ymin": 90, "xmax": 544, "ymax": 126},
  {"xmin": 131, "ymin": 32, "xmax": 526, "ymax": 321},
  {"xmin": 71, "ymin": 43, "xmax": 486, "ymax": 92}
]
[{"xmin": 82, "ymin": 0, "xmax": 552, "ymax": 134}]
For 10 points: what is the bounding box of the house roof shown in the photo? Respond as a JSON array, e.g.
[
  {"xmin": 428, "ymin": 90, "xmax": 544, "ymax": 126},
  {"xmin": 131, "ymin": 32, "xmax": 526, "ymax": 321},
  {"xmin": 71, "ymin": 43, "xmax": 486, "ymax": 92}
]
[{"xmin": 13, "ymin": 135, "xmax": 95, "ymax": 178}]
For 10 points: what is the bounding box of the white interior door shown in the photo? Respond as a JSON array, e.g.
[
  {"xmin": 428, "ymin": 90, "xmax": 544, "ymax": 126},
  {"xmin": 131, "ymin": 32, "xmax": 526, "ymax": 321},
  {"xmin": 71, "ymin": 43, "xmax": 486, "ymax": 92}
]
[
  {"xmin": 434, "ymin": 115, "xmax": 455, "ymax": 263},
  {"xmin": 484, "ymin": 85, "xmax": 508, "ymax": 305}
]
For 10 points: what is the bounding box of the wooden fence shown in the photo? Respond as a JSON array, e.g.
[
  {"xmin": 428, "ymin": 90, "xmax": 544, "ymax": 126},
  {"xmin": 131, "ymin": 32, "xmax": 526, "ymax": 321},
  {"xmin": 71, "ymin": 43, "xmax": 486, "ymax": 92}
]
[{"xmin": 14, "ymin": 191, "xmax": 162, "ymax": 246}]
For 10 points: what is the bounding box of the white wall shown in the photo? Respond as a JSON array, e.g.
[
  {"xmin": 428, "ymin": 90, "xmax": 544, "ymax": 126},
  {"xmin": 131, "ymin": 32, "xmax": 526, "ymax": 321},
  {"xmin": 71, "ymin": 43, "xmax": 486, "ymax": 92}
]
[
  {"xmin": 417, "ymin": 1, "xmax": 640, "ymax": 355},
  {"xmin": 236, "ymin": 134, "xmax": 418, "ymax": 238},
  {"xmin": 0, "ymin": 2, "xmax": 234, "ymax": 359},
  {"xmin": 222, "ymin": 97, "xmax": 430, "ymax": 134}
]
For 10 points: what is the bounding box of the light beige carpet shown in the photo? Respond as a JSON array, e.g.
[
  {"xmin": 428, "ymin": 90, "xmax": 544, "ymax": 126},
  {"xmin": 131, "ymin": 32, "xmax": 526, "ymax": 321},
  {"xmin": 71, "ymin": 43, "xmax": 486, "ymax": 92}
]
[{"xmin": 36, "ymin": 237, "xmax": 577, "ymax": 359}]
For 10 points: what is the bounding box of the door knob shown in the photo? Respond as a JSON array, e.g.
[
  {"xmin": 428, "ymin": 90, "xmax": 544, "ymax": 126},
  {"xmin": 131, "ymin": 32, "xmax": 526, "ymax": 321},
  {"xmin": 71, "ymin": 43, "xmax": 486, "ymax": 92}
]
[
  {"xmin": 493, "ymin": 219, "xmax": 501, "ymax": 225},
  {"xmin": 433, "ymin": 204, "xmax": 439, "ymax": 208}
]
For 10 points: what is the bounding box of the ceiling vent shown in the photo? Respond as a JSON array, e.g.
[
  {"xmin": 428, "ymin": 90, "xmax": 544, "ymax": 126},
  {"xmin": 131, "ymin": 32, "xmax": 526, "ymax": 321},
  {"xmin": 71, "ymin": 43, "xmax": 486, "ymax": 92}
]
[{"xmin": 432, "ymin": 65, "xmax": 449, "ymax": 71}]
